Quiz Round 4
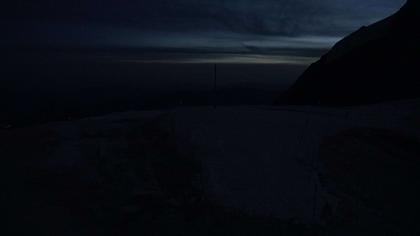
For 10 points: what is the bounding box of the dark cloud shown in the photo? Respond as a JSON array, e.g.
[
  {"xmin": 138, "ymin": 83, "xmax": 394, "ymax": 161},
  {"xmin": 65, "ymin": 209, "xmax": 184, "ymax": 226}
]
[
  {"xmin": 1, "ymin": 0, "xmax": 406, "ymax": 57},
  {"xmin": 2, "ymin": 0, "xmax": 405, "ymax": 33}
]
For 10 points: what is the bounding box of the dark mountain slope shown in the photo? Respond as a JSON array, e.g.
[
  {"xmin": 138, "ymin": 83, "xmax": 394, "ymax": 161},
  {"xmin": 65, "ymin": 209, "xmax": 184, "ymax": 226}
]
[{"xmin": 276, "ymin": 0, "xmax": 420, "ymax": 106}]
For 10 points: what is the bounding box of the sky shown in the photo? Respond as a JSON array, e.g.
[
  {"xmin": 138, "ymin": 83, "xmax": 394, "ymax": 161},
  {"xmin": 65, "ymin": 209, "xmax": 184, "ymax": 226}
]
[{"xmin": 2, "ymin": 0, "xmax": 406, "ymax": 63}]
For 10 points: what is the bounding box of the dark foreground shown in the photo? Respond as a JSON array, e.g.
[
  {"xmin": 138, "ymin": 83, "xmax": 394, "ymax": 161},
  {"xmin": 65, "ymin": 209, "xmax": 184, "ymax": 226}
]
[{"xmin": 3, "ymin": 99, "xmax": 420, "ymax": 235}]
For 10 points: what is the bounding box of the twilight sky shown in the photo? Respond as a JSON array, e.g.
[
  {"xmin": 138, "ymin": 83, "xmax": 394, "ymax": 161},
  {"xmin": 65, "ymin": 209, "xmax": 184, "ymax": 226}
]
[{"xmin": 2, "ymin": 0, "xmax": 405, "ymax": 63}]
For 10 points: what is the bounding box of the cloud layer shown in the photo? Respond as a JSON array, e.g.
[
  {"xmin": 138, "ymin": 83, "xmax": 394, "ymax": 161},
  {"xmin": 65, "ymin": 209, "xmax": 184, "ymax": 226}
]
[{"xmin": 2, "ymin": 0, "xmax": 406, "ymax": 59}]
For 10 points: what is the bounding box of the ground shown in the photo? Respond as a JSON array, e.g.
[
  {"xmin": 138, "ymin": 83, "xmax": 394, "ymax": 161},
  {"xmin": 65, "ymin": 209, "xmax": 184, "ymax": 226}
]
[{"xmin": 2, "ymin": 99, "xmax": 419, "ymax": 235}]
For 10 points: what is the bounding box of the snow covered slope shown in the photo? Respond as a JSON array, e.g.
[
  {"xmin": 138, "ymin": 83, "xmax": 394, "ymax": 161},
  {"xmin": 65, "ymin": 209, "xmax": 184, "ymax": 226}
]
[{"xmin": 2, "ymin": 100, "xmax": 419, "ymax": 234}]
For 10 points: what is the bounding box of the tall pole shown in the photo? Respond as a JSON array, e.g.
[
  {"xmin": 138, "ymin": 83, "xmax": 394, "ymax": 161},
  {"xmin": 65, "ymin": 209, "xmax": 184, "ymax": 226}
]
[{"xmin": 213, "ymin": 64, "xmax": 217, "ymax": 108}]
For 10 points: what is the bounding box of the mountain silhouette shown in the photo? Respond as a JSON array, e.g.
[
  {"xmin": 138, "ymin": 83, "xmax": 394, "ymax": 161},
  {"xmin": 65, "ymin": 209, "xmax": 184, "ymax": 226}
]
[{"xmin": 276, "ymin": 0, "xmax": 420, "ymax": 106}]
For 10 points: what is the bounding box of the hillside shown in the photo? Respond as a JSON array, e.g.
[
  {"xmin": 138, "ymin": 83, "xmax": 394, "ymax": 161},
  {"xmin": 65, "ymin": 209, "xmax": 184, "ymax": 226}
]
[{"xmin": 276, "ymin": 0, "xmax": 420, "ymax": 105}]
